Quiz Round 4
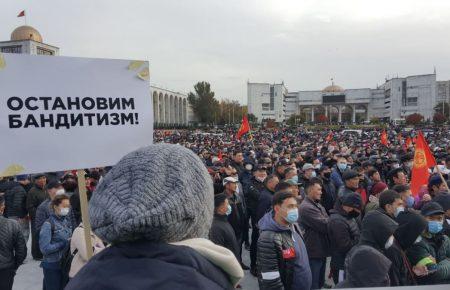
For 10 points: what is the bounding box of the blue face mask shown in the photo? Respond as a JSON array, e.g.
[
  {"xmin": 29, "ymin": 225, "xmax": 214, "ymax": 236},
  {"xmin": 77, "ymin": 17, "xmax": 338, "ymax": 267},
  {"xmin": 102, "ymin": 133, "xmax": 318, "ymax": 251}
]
[
  {"xmin": 284, "ymin": 209, "xmax": 299, "ymax": 224},
  {"xmin": 394, "ymin": 206, "xmax": 405, "ymax": 218},
  {"xmin": 338, "ymin": 163, "xmax": 347, "ymax": 171},
  {"xmin": 226, "ymin": 205, "xmax": 232, "ymax": 216},
  {"xmin": 290, "ymin": 175, "xmax": 299, "ymax": 184},
  {"xmin": 428, "ymin": 220, "xmax": 443, "ymax": 234},
  {"xmin": 406, "ymin": 196, "xmax": 415, "ymax": 208}
]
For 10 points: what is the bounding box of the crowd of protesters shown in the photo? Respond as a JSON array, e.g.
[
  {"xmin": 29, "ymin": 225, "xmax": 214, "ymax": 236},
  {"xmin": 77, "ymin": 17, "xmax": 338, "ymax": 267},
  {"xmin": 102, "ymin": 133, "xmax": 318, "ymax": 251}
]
[{"xmin": 1, "ymin": 125, "xmax": 450, "ymax": 289}]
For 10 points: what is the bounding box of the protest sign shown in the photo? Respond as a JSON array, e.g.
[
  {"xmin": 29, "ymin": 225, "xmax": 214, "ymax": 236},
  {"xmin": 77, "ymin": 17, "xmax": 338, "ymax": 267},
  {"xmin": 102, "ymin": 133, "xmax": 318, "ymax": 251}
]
[{"xmin": 0, "ymin": 53, "xmax": 153, "ymax": 176}]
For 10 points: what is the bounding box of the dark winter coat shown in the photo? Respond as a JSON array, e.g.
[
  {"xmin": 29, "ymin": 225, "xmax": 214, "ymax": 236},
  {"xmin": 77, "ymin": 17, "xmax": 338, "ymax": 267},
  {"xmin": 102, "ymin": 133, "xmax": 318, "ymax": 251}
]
[
  {"xmin": 256, "ymin": 187, "xmax": 275, "ymax": 224},
  {"xmin": 319, "ymin": 177, "xmax": 336, "ymax": 214},
  {"xmin": 209, "ymin": 214, "xmax": 240, "ymax": 259},
  {"xmin": 335, "ymin": 245, "xmax": 391, "ymax": 288},
  {"xmin": 0, "ymin": 216, "xmax": 27, "ymax": 270},
  {"xmin": 327, "ymin": 205, "xmax": 360, "ymax": 270},
  {"xmin": 298, "ymin": 197, "xmax": 330, "ymax": 258},
  {"xmin": 257, "ymin": 212, "xmax": 311, "ymax": 290},
  {"xmin": 26, "ymin": 185, "xmax": 47, "ymax": 220},
  {"xmin": 0, "ymin": 181, "xmax": 27, "ymax": 218},
  {"xmin": 225, "ymin": 192, "xmax": 247, "ymax": 239},
  {"xmin": 244, "ymin": 176, "xmax": 266, "ymax": 219},
  {"xmin": 66, "ymin": 240, "xmax": 235, "ymax": 290}
]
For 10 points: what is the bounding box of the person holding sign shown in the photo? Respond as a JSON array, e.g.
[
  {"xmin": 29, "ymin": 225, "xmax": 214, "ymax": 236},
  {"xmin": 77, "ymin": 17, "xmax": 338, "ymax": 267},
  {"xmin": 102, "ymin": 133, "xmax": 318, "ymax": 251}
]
[{"xmin": 66, "ymin": 144, "xmax": 243, "ymax": 290}]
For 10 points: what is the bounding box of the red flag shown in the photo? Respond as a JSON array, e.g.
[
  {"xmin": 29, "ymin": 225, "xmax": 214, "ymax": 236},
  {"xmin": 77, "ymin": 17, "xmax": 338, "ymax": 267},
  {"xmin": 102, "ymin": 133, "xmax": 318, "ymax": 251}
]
[
  {"xmin": 17, "ymin": 10, "xmax": 25, "ymax": 17},
  {"xmin": 381, "ymin": 130, "xmax": 388, "ymax": 146},
  {"xmin": 406, "ymin": 137, "xmax": 412, "ymax": 148},
  {"xmin": 418, "ymin": 131, "xmax": 436, "ymax": 167},
  {"xmin": 236, "ymin": 115, "xmax": 250, "ymax": 139},
  {"xmin": 410, "ymin": 131, "xmax": 435, "ymax": 197},
  {"xmin": 218, "ymin": 150, "xmax": 223, "ymax": 161},
  {"xmin": 326, "ymin": 132, "xmax": 333, "ymax": 142}
]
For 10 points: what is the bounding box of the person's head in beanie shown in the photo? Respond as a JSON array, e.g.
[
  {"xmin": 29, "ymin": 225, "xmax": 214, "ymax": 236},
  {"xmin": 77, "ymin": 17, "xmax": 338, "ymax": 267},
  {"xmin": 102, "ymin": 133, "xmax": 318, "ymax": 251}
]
[
  {"xmin": 342, "ymin": 193, "xmax": 363, "ymax": 218},
  {"xmin": 89, "ymin": 144, "xmax": 214, "ymax": 244}
]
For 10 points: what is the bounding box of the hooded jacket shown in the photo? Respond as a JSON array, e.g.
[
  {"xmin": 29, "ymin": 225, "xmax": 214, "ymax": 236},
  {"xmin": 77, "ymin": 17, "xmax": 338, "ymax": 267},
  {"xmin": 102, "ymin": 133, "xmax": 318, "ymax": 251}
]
[
  {"xmin": 335, "ymin": 245, "xmax": 392, "ymax": 288},
  {"xmin": 257, "ymin": 211, "xmax": 312, "ymax": 290},
  {"xmin": 66, "ymin": 238, "xmax": 242, "ymax": 290},
  {"xmin": 327, "ymin": 203, "xmax": 360, "ymax": 270},
  {"xmin": 360, "ymin": 208, "xmax": 398, "ymax": 251}
]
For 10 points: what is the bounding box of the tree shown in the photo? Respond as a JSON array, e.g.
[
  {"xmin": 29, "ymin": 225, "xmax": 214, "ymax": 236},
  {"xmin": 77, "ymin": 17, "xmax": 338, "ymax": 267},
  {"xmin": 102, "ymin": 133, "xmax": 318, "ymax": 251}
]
[
  {"xmin": 433, "ymin": 112, "xmax": 446, "ymax": 124},
  {"xmin": 315, "ymin": 114, "xmax": 328, "ymax": 124},
  {"xmin": 370, "ymin": 117, "xmax": 381, "ymax": 124},
  {"xmin": 434, "ymin": 102, "xmax": 450, "ymax": 119},
  {"xmin": 405, "ymin": 113, "xmax": 424, "ymax": 125},
  {"xmin": 187, "ymin": 82, "xmax": 219, "ymax": 124},
  {"xmin": 286, "ymin": 114, "xmax": 304, "ymax": 126},
  {"xmin": 247, "ymin": 113, "xmax": 258, "ymax": 123}
]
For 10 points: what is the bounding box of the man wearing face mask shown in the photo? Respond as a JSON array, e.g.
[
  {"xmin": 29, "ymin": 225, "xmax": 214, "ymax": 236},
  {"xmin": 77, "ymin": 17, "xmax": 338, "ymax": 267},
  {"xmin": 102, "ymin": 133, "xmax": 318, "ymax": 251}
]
[
  {"xmin": 245, "ymin": 165, "xmax": 268, "ymax": 276},
  {"xmin": 392, "ymin": 185, "xmax": 416, "ymax": 211},
  {"xmin": 434, "ymin": 194, "xmax": 450, "ymax": 237},
  {"xmin": 209, "ymin": 193, "xmax": 240, "ymax": 261},
  {"xmin": 328, "ymin": 193, "xmax": 362, "ymax": 285},
  {"xmin": 331, "ymin": 156, "xmax": 348, "ymax": 189},
  {"xmin": 318, "ymin": 166, "xmax": 337, "ymax": 214},
  {"xmin": 35, "ymin": 181, "xmax": 77, "ymax": 237},
  {"xmin": 257, "ymin": 191, "xmax": 312, "ymax": 290},
  {"xmin": 407, "ymin": 202, "xmax": 450, "ymax": 284},
  {"xmin": 298, "ymin": 179, "xmax": 330, "ymax": 289},
  {"xmin": 222, "ymin": 177, "xmax": 248, "ymax": 269}
]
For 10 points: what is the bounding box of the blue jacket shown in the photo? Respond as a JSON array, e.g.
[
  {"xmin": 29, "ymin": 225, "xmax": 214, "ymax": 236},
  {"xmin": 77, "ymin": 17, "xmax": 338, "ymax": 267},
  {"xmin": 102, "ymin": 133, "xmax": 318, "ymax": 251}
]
[
  {"xmin": 39, "ymin": 213, "xmax": 72, "ymax": 264},
  {"xmin": 256, "ymin": 188, "xmax": 274, "ymax": 224},
  {"xmin": 331, "ymin": 167, "xmax": 344, "ymax": 189},
  {"xmin": 66, "ymin": 240, "xmax": 235, "ymax": 290},
  {"xmin": 35, "ymin": 199, "xmax": 77, "ymax": 234}
]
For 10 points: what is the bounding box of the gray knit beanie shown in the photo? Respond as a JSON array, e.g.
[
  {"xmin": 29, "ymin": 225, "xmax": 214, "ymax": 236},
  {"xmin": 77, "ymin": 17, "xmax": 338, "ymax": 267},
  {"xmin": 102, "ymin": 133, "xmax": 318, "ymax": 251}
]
[{"xmin": 89, "ymin": 144, "xmax": 214, "ymax": 244}]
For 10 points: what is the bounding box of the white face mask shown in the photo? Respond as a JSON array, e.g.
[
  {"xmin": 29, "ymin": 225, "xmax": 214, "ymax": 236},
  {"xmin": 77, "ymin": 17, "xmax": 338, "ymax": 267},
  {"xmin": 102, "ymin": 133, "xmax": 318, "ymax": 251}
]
[
  {"xmin": 414, "ymin": 236, "xmax": 422, "ymax": 244},
  {"xmin": 59, "ymin": 207, "xmax": 70, "ymax": 216},
  {"xmin": 55, "ymin": 189, "xmax": 65, "ymax": 196},
  {"xmin": 385, "ymin": 235, "xmax": 395, "ymax": 249}
]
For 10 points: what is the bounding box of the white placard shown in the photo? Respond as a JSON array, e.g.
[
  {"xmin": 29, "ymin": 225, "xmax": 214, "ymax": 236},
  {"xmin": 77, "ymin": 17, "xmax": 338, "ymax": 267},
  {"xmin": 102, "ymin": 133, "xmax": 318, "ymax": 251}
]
[{"xmin": 0, "ymin": 53, "xmax": 153, "ymax": 176}]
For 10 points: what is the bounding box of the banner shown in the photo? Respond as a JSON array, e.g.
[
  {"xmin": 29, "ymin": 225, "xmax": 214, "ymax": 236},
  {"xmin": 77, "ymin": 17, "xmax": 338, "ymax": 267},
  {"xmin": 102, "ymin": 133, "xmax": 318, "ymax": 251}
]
[{"xmin": 0, "ymin": 53, "xmax": 153, "ymax": 176}]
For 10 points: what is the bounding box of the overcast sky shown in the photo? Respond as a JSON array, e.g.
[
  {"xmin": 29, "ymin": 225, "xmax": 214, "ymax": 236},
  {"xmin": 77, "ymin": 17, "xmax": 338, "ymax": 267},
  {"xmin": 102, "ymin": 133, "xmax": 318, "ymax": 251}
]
[{"xmin": 2, "ymin": 0, "xmax": 450, "ymax": 104}]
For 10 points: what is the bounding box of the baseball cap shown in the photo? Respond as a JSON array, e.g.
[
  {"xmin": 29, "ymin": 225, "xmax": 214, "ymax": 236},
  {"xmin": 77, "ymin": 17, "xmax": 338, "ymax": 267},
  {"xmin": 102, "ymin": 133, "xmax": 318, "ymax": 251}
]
[
  {"xmin": 223, "ymin": 176, "xmax": 238, "ymax": 185},
  {"xmin": 421, "ymin": 202, "xmax": 445, "ymax": 217}
]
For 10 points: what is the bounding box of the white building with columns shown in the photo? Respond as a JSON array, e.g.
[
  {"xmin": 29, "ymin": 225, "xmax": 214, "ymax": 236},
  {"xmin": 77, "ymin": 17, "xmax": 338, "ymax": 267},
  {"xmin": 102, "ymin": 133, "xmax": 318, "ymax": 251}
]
[
  {"xmin": 248, "ymin": 73, "xmax": 442, "ymax": 123},
  {"xmin": 151, "ymin": 86, "xmax": 190, "ymax": 125}
]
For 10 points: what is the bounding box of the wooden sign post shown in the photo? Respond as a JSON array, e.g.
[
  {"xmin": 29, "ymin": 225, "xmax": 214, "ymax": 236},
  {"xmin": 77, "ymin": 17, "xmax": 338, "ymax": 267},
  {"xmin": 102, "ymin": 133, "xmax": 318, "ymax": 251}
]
[{"xmin": 77, "ymin": 170, "xmax": 93, "ymax": 259}]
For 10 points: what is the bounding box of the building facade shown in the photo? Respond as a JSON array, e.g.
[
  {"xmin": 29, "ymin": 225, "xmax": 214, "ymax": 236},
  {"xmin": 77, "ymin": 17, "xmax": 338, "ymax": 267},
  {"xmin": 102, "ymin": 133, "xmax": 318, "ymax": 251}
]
[
  {"xmin": 151, "ymin": 86, "xmax": 189, "ymax": 125},
  {"xmin": 2, "ymin": 25, "xmax": 191, "ymax": 126},
  {"xmin": 248, "ymin": 73, "xmax": 441, "ymax": 123}
]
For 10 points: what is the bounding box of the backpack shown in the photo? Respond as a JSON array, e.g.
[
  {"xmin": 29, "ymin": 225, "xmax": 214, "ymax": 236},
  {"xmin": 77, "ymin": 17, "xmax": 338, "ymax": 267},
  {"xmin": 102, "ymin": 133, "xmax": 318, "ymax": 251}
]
[{"xmin": 48, "ymin": 218, "xmax": 77, "ymax": 286}]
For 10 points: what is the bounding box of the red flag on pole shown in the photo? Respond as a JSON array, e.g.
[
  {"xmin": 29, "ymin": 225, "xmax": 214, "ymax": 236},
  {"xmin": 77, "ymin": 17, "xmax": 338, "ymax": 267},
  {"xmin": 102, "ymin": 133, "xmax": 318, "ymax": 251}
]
[
  {"xmin": 17, "ymin": 10, "xmax": 25, "ymax": 17},
  {"xmin": 381, "ymin": 130, "xmax": 388, "ymax": 146},
  {"xmin": 236, "ymin": 115, "xmax": 250, "ymax": 139},
  {"xmin": 406, "ymin": 137, "xmax": 412, "ymax": 148},
  {"xmin": 410, "ymin": 131, "xmax": 435, "ymax": 197}
]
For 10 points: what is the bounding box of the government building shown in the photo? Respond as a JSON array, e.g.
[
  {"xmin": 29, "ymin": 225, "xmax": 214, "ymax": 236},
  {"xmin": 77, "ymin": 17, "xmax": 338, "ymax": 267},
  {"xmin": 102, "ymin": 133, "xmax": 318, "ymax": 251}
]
[
  {"xmin": 248, "ymin": 73, "xmax": 447, "ymax": 124},
  {"xmin": 1, "ymin": 25, "xmax": 191, "ymax": 126}
]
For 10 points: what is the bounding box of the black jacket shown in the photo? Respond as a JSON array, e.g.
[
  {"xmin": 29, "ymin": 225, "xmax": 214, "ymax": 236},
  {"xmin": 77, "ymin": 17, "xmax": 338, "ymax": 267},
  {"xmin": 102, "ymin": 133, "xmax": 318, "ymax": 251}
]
[
  {"xmin": 225, "ymin": 192, "xmax": 247, "ymax": 239},
  {"xmin": 257, "ymin": 212, "xmax": 311, "ymax": 290},
  {"xmin": 244, "ymin": 176, "xmax": 266, "ymax": 218},
  {"xmin": 66, "ymin": 240, "xmax": 234, "ymax": 290},
  {"xmin": 327, "ymin": 205, "xmax": 360, "ymax": 270},
  {"xmin": 210, "ymin": 214, "xmax": 240, "ymax": 259},
  {"xmin": 256, "ymin": 187, "xmax": 275, "ymax": 224},
  {"xmin": 335, "ymin": 245, "xmax": 391, "ymax": 288},
  {"xmin": 319, "ymin": 177, "xmax": 336, "ymax": 214},
  {"xmin": 26, "ymin": 185, "xmax": 47, "ymax": 220},
  {"xmin": 0, "ymin": 180, "xmax": 27, "ymax": 218},
  {"xmin": 298, "ymin": 197, "xmax": 330, "ymax": 258},
  {"xmin": 0, "ymin": 216, "xmax": 27, "ymax": 270}
]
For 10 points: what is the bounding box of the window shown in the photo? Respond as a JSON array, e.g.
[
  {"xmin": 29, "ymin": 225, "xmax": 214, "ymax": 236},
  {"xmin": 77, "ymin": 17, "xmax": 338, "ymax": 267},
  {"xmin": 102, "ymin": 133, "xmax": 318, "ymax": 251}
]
[
  {"xmin": 406, "ymin": 97, "xmax": 417, "ymax": 106},
  {"xmin": 402, "ymin": 81, "xmax": 407, "ymax": 106},
  {"xmin": 270, "ymin": 86, "xmax": 275, "ymax": 110},
  {"xmin": 1, "ymin": 45, "xmax": 22, "ymax": 53},
  {"xmin": 37, "ymin": 47, "xmax": 54, "ymax": 55},
  {"xmin": 262, "ymin": 103, "xmax": 270, "ymax": 111}
]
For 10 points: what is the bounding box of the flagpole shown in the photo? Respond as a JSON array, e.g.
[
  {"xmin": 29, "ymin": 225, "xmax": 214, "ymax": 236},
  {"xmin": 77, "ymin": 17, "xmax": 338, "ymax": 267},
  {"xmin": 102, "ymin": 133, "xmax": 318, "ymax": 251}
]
[{"xmin": 434, "ymin": 165, "xmax": 450, "ymax": 192}]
